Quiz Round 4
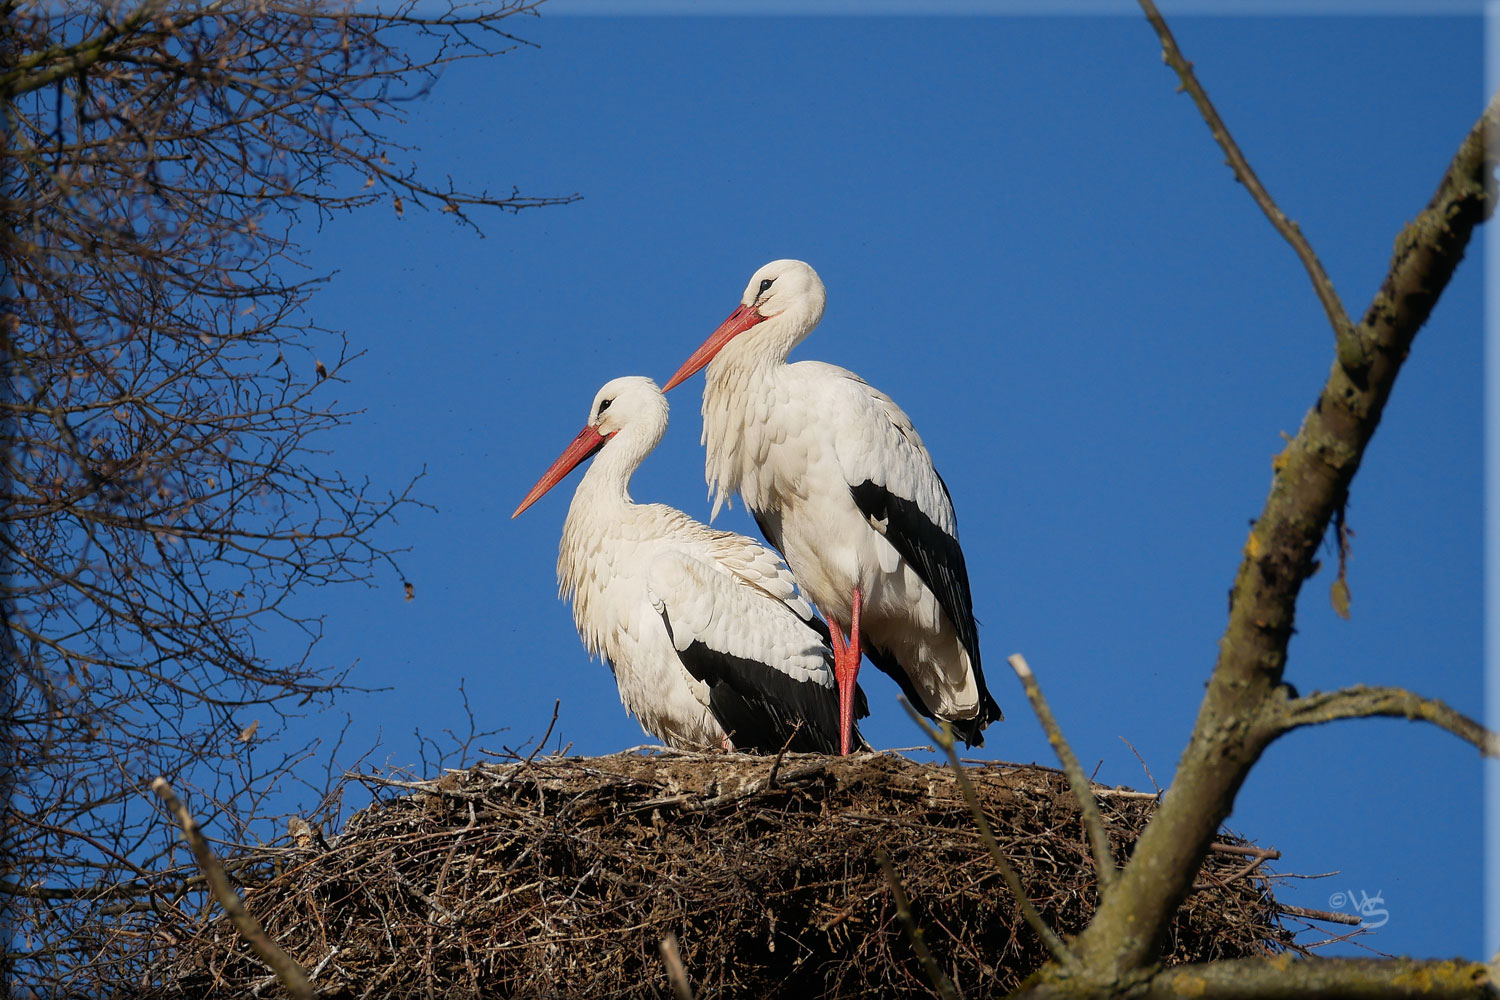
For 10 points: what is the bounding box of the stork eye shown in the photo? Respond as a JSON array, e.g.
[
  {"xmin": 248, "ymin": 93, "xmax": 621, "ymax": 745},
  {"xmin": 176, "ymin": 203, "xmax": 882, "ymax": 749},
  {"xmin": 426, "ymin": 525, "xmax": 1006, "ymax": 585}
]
[
  {"xmin": 758, "ymin": 278, "xmax": 774, "ymax": 294},
  {"xmin": 597, "ymin": 398, "xmax": 612, "ymax": 415}
]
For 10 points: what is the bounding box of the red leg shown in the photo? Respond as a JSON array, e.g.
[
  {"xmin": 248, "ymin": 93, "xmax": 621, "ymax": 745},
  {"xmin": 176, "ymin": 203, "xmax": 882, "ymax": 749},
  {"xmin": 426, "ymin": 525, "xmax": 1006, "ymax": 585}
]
[
  {"xmin": 848, "ymin": 587, "xmax": 862, "ymax": 672},
  {"xmin": 826, "ymin": 614, "xmax": 847, "ymax": 660},
  {"xmin": 818, "ymin": 603, "xmax": 854, "ymax": 756},
  {"xmin": 838, "ymin": 588, "xmax": 863, "ymax": 755}
]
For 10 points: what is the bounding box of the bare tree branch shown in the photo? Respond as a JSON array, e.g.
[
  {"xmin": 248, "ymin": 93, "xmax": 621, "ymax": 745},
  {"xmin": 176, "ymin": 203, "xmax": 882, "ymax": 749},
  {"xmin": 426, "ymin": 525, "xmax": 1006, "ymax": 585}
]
[
  {"xmin": 1013, "ymin": 956, "xmax": 1497, "ymax": 999},
  {"xmin": 1138, "ymin": 957, "xmax": 1494, "ymax": 1000},
  {"xmin": 1030, "ymin": 8, "xmax": 1500, "ymax": 991},
  {"xmin": 1271, "ymin": 685, "xmax": 1499, "ymax": 757},
  {"xmin": 0, "ymin": 2, "xmax": 165, "ymax": 99},
  {"xmin": 1, "ymin": 4, "xmax": 572, "ymax": 992},
  {"xmin": 150, "ymin": 778, "xmax": 313, "ymax": 1000},
  {"xmin": 1137, "ymin": 0, "xmax": 1357, "ymax": 355},
  {"xmin": 1008, "ymin": 654, "xmax": 1116, "ymax": 891}
]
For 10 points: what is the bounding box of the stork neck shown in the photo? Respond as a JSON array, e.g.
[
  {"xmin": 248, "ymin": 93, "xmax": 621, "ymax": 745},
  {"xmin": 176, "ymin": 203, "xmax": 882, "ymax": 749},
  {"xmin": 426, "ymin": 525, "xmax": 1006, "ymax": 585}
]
[
  {"xmin": 726, "ymin": 305, "xmax": 818, "ymax": 373},
  {"xmin": 574, "ymin": 420, "xmax": 660, "ymax": 510},
  {"xmin": 707, "ymin": 326, "xmax": 789, "ymax": 390}
]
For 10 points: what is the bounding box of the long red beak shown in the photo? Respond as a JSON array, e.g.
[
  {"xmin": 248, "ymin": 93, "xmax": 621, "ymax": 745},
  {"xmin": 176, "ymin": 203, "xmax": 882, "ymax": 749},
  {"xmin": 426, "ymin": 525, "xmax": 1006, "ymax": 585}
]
[
  {"xmin": 662, "ymin": 303, "xmax": 769, "ymax": 392},
  {"xmin": 511, "ymin": 425, "xmax": 610, "ymax": 519}
]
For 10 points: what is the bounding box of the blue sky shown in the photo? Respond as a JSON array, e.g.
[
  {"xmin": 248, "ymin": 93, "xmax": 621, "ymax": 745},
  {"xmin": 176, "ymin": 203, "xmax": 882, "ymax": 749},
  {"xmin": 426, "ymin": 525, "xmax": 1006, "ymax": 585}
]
[{"xmin": 267, "ymin": 10, "xmax": 1489, "ymax": 962}]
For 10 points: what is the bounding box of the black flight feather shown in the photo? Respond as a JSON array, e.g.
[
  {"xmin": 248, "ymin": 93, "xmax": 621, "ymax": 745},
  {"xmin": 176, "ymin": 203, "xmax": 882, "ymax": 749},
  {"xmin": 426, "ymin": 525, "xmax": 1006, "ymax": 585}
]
[
  {"xmin": 849, "ymin": 477, "xmax": 1001, "ymax": 734},
  {"xmin": 751, "ymin": 507, "xmax": 784, "ymax": 555},
  {"xmin": 862, "ymin": 640, "xmax": 994, "ymax": 748},
  {"xmin": 848, "ymin": 477, "xmax": 979, "ymax": 663},
  {"xmin": 659, "ymin": 609, "xmax": 864, "ymax": 754}
]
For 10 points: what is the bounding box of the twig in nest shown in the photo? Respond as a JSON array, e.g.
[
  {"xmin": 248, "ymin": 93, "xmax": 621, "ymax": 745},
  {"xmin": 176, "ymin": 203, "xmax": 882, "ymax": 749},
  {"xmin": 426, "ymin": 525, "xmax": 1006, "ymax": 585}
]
[
  {"xmin": 766, "ymin": 723, "xmax": 800, "ymax": 789},
  {"xmin": 1008, "ymin": 654, "xmax": 1116, "ymax": 890},
  {"xmin": 1275, "ymin": 903, "xmax": 1362, "ymax": 926},
  {"xmin": 900, "ymin": 698, "xmax": 1075, "ymax": 968},
  {"xmin": 1119, "ymin": 735, "xmax": 1161, "ymax": 794},
  {"xmin": 482, "ymin": 700, "xmax": 563, "ymax": 791},
  {"xmin": 876, "ymin": 848, "xmax": 958, "ymax": 1000},
  {"xmin": 525, "ymin": 699, "xmax": 561, "ymax": 766},
  {"xmin": 150, "ymin": 777, "xmax": 315, "ymax": 1000},
  {"xmin": 1190, "ymin": 854, "xmax": 1271, "ymax": 892},
  {"xmin": 1210, "ymin": 843, "xmax": 1281, "ymax": 861},
  {"xmin": 658, "ymin": 931, "xmax": 694, "ymax": 1000}
]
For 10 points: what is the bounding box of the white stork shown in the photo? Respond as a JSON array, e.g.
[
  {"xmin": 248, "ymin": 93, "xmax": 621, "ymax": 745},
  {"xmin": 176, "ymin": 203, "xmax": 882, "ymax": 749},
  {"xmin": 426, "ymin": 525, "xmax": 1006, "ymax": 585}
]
[
  {"xmin": 511, "ymin": 375, "xmax": 864, "ymax": 754},
  {"xmin": 662, "ymin": 260, "xmax": 1001, "ymax": 754}
]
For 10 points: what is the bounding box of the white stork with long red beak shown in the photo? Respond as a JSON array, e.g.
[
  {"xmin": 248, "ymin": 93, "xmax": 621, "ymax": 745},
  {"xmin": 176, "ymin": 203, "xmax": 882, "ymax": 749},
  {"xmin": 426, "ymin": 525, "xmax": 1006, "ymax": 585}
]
[
  {"xmin": 512, "ymin": 375, "xmax": 863, "ymax": 753},
  {"xmin": 663, "ymin": 260, "xmax": 1001, "ymax": 754}
]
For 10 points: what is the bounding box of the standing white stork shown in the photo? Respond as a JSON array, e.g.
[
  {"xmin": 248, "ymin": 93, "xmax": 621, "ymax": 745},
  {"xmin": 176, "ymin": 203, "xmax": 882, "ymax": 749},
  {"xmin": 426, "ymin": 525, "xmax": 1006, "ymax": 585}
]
[
  {"xmin": 662, "ymin": 260, "xmax": 1001, "ymax": 754},
  {"xmin": 511, "ymin": 375, "xmax": 864, "ymax": 753}
]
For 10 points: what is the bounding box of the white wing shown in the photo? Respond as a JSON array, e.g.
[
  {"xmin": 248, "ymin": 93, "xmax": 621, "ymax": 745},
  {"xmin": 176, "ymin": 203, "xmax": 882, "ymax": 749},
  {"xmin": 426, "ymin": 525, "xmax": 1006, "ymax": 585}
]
[{"xmin": 802, "ymin": 362, "xmax": 958, "ymax": 538}]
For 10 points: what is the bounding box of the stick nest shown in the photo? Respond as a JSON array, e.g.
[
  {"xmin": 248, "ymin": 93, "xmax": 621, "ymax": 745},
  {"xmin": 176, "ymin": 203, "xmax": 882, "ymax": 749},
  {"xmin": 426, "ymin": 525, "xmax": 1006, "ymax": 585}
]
[{"xmin": 150, "ymin": 750, "xmax": 1294, "ymax": 998}]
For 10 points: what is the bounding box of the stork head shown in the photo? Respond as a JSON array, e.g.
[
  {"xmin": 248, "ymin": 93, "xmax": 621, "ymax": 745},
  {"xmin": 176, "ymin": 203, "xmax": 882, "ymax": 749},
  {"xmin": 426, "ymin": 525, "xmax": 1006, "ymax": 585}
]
[
  {"xmin": 511, "ymin": 376, "xmax": 668, "ymax": 518},
  {"xmin": 662, "ymin": 259, "xmax": 826, "ymax": 391},
  {"xmin": 587, "ymin": 375, "xmax": 670, "ymax": 443}
]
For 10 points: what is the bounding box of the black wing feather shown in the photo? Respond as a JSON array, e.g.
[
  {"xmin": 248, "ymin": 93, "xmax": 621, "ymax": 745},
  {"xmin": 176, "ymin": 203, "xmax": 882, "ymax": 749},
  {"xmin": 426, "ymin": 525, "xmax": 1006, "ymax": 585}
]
[
  {"xmin": 849, "ymin": 476, "xmax": 1000, "ymax": 733},
  {"xmin": 849, "ymin": 476, "xmax": 979, "ymax": 668},
  {"xmin": 660, "ymin": 610, "xmax": 865, "ymax": 754}
]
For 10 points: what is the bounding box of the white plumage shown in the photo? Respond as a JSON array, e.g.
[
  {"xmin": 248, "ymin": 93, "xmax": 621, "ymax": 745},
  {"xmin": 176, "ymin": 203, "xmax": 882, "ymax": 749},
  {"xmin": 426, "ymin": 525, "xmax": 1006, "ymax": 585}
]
[
  {"xmin": 512, "ymin": 375, "xmax": 861, "ymax": 753},
  {"xmin": 664, "ymin": 260, "xmax": 1001, "ymax": 751}
]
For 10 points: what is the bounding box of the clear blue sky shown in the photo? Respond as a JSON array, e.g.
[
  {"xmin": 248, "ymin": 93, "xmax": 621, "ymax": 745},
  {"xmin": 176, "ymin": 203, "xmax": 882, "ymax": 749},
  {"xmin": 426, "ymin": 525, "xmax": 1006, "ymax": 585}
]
[{"xmin": 264, "ymin": 9, "xmax": 1489, "ymax": 962}]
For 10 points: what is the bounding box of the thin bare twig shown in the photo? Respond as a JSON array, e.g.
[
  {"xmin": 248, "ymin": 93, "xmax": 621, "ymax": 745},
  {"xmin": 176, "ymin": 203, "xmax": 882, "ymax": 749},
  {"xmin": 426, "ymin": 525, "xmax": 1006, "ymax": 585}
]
[
  {"xmin": 900, "ymin": 699, "xmax": 1075, "ymax": 967},
  {"xmin": 1273, "ymin": 904, "xmax": 1362, "ymax": 927},
  {"xmin": 876, "ymin": 849, "xmax": 959, "ymax": 1000},
  {"xmin": 1137, "ymin": 0, "xmax": 1358, "ymax": 356},
  {"xmin": 1209, "ymin": 843, "xmax": 1281, "ymax": 861},
  {"xmin": 658, "ymin": 932, "xmax": 694, "ymax": 1000},
  {"xmin": 765, "ymin": 722, "xmax": 801, "ymax": 789},
  {"xmin": 1118, "ymin": 736, "xmax": 1161, "ymax": 795},
  {"xmin": 150, "ymin": 778, "xmax": 314, "ymax": 1000},
  {"xmin": 1008, "ymin": 655, "xmax": 1117, "ymax": 890},
  {"xmin": 524, "ymin": 699, "xmax": 562, "ymax": 767}
]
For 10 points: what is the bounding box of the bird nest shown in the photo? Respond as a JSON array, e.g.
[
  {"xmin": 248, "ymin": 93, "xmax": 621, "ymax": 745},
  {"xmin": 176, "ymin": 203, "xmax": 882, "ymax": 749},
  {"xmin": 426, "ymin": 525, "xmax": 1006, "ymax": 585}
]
[{"xmin": 148, "ymin": 749, "xmax": 1295, "ymax": 998}]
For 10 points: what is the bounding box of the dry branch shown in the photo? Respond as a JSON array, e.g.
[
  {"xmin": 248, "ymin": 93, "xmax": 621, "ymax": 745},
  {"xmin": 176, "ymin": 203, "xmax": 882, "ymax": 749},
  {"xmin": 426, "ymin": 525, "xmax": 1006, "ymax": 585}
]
[
  {"xmin": 1009, "ymin": 654, "xmax": 1116, "ymax": 891},
  {"xmin": 1140, "ymin": 957, "xmax": 1492, "ymax": 1000},
  {"xmin": 1272, "ymin": 905, "xmax": 1361, "ymax": 928},
  {"xmin": 1137, "ymin": 0, "xmax": 1356, "ymax": 350},
  {"xmin": 150, "ymin": 779, "xmax": 314, "ymax": 1000},
  {"xmin": 1274, "ymin": 686, "xmax": 1499, "ymax": 757},
  {"xmin": 142, "ymin": 752, "xmax": 1291, "ymax": 999}
]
